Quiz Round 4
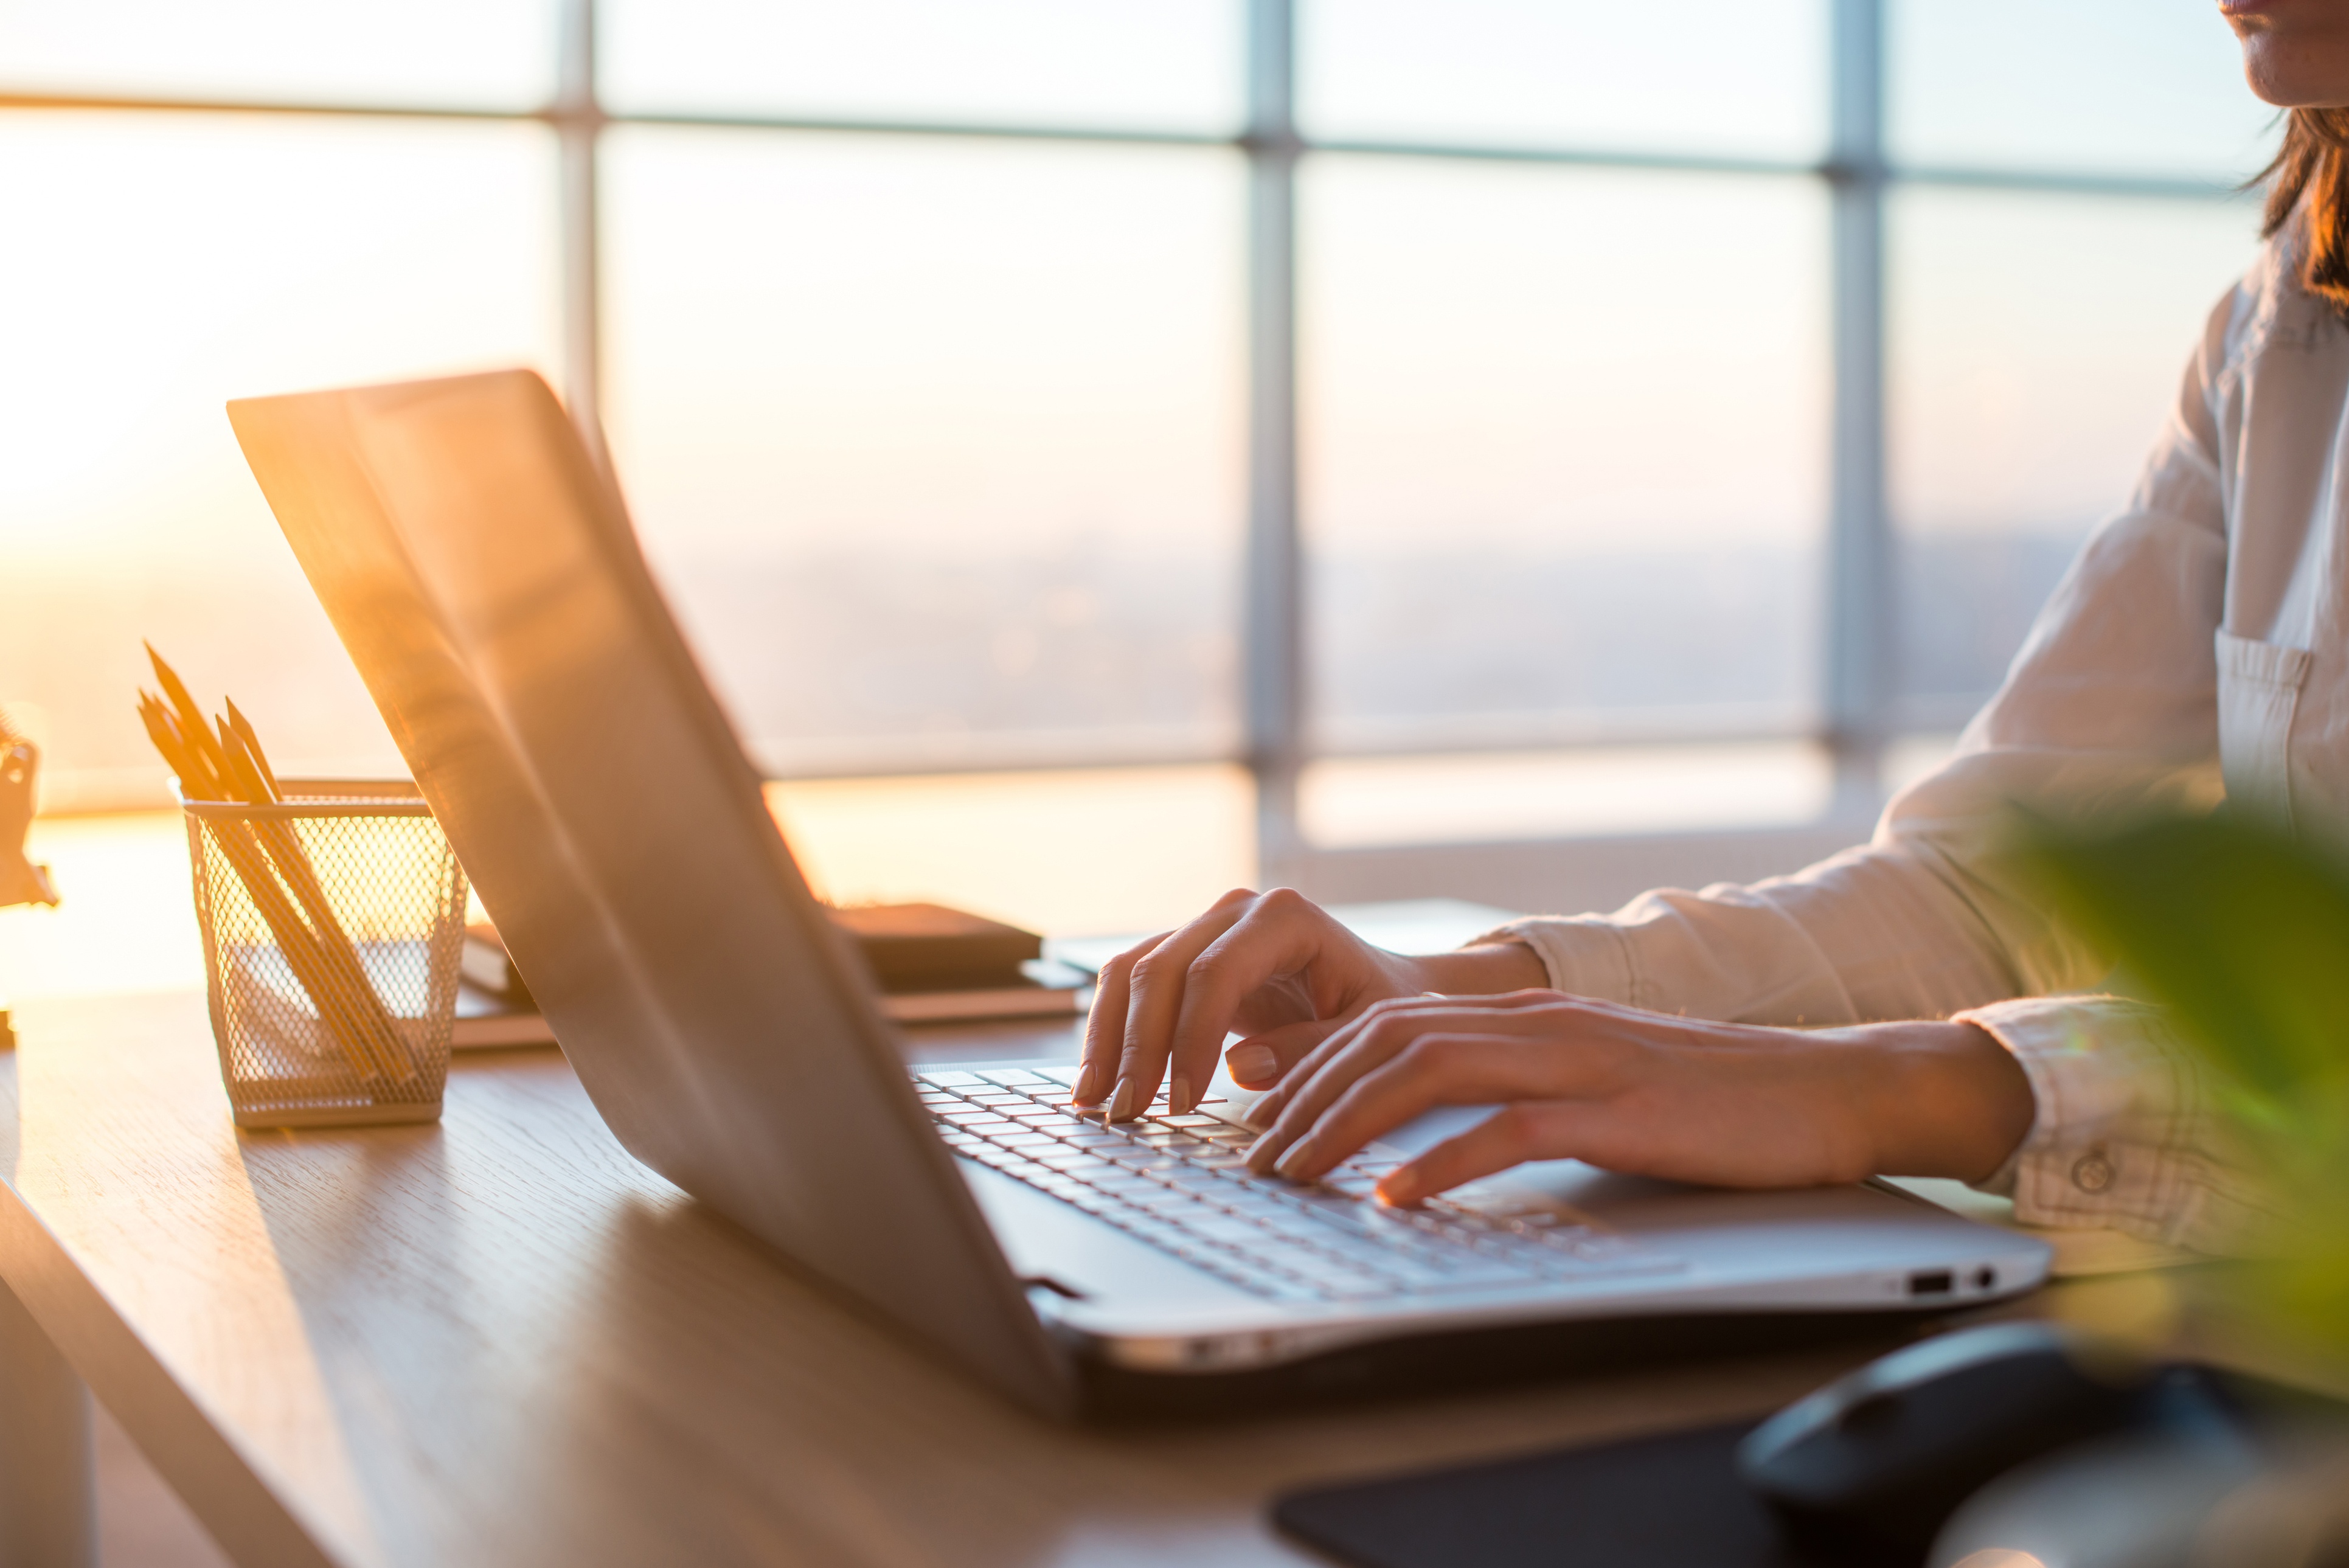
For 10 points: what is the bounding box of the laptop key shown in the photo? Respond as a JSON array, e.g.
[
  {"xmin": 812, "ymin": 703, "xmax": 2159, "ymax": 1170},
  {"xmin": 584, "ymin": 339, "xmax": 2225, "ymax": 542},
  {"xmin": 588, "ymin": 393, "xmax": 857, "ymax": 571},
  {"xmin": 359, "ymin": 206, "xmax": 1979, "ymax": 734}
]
[
  {"xmin": 1408, "ymin": 1261, "xmax": 1549, "ymax": 1294},
  {"xmin": 936, "ymin": 1064, "xmax": 1680, "ymax": 1295},
  {"xmin": 1182, "ymin": 1216, "xmax": 1274, "ymax": 1246}
]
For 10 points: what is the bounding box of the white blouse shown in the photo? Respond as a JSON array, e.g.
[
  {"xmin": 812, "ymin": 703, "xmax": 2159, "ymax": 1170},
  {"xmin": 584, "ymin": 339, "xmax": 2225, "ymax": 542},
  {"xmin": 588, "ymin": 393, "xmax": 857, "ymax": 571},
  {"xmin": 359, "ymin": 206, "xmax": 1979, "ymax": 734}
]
[{"xmin": 1487, "ymin": 221, "xmax": 2349, "ymax": 1253}]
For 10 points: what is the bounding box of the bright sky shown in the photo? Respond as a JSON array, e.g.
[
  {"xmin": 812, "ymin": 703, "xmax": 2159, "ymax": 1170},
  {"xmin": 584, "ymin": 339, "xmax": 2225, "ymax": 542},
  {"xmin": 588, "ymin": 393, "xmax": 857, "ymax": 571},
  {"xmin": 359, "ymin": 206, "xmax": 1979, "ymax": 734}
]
[{"xmin": 602, "ymin": 129, "xmax": 1243, "ymax": 558}]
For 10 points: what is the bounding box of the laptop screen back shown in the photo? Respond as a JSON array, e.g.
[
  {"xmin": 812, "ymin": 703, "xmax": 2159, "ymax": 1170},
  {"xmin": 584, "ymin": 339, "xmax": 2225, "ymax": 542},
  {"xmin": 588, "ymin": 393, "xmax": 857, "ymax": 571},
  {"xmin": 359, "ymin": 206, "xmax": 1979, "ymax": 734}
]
[{"xmin": 228, "ymin": 369, "xmax": 1072, "ymax": 1414}]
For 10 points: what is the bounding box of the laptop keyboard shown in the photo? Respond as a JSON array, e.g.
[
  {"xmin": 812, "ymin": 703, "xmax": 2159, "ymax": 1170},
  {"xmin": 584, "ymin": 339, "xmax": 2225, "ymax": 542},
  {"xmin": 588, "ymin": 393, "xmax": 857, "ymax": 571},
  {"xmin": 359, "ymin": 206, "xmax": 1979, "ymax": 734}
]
[{"xmin": 915, "ymin": 1066, "xmax": 1682, "ymax": 1303}]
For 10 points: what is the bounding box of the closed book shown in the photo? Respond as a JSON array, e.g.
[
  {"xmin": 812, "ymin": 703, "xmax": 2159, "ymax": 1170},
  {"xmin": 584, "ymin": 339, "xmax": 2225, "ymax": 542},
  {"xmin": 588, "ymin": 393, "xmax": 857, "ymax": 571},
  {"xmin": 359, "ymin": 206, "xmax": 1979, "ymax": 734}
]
[
  {"xmin": 825, "ymin": 902, "xmax": 1043, "ymax": 991},
  {"xmin": 461, "ymin": 923, "xmax": 535, "ymax": 1008},
  {"xmin": 451, "ymin": 906, "xmax": 1085, "ymax": 1047}
]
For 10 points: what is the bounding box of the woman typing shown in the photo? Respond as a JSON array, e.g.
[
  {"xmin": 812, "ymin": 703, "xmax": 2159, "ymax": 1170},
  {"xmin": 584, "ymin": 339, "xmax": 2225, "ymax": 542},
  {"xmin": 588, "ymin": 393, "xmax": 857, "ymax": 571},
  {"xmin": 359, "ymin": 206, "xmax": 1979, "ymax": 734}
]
[{"xmin": 1075, "ymin": 0, "xmax": 2346, "ymax": 1255}]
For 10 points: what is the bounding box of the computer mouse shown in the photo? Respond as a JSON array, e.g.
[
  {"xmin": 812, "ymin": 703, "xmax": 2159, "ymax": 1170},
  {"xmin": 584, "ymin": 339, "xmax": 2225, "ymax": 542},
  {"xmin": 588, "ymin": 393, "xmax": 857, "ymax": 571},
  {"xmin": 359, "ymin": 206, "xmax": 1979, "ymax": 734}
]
[{"xmin": 1735, "ymin": 1322, "xmax": 2157, "ymax": 1556}]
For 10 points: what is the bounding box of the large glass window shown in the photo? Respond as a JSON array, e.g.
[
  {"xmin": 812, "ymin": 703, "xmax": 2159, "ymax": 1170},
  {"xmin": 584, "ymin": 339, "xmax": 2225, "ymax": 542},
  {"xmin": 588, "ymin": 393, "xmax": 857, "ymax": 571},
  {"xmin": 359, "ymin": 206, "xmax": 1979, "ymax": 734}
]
[
  {"xmin": 600, "ymin": 0, "xmax": 1241, "ymax": 133},
  {"xmin": 1888, "ymin": 0, "xmax": 2274, "ymax": 182},
  {"xmin": 0, "ymin": 112, "xmax": 559, "ymax": 807},
  {"xmin": 0, "ymin": 0, "xmax": 555, "ymax": 109},
  {"xmin": 1889, "ymin": 188, "xmax": 2262, "ymax": 720},
  {"xmin": 1298, "ymin": 0, "xmax": 1826, "ymax": 161},
  {"xmin": 603, "ymin": 130, "xmax": 1244, "ymax": 775},
  {"xmin": 1303, "ymin": 159, "xmax": 1828, "ymax": 754},
  {"xmin": 0, "ymin": 1, "xmax": 2279, "ymax": 874}
]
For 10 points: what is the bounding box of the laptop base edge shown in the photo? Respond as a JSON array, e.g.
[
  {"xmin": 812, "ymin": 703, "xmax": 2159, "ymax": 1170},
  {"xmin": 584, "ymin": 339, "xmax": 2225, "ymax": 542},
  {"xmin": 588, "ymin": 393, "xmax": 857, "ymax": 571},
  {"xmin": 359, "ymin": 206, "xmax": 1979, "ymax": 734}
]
[{"xmin": 1073, "ymin": 1302, "xmax": 1964, "ymax": 1423}]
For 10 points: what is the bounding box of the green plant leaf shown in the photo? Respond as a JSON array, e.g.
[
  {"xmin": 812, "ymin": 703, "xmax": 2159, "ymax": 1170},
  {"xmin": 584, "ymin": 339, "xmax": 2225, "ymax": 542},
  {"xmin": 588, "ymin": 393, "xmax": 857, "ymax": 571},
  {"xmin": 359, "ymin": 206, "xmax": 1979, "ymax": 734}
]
[{"xmin": 2014, "ymin": 810, "xmax": 2349, "ymax": 1120}]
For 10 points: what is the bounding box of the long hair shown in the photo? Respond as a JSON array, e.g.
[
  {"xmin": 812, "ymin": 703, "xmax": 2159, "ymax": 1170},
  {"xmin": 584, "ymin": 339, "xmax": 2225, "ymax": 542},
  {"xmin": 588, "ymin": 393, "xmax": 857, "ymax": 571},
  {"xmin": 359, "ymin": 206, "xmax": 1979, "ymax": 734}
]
[{"xmin": 2264, "ymin": 108, "xmax": 2349, "ymax": 310}]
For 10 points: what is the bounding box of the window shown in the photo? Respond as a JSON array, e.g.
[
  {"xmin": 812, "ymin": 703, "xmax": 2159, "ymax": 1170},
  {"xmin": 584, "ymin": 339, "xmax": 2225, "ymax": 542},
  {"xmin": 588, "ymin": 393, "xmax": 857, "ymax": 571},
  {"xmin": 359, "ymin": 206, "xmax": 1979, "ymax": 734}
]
[{"xmin": 0, "ymin": 1, "xmax": 2272, "ymax": 892}]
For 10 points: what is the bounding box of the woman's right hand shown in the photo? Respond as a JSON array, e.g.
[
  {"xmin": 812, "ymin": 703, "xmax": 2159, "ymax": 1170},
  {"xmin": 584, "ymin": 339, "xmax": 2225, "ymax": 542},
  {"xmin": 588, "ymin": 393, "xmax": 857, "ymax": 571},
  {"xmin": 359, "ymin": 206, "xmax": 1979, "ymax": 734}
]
[{"xmin": 1070, "ymin": 887, "xmax": 1545, "ymax": 1119}]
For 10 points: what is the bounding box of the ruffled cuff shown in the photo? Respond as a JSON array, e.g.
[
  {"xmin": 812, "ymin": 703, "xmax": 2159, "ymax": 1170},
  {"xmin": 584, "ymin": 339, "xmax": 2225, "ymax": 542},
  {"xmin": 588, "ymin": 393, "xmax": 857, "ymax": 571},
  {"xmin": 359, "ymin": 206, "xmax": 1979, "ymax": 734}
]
[{"xmin": 1952, "ymin": 994, "xmax": 2273, "ymax": 1255}]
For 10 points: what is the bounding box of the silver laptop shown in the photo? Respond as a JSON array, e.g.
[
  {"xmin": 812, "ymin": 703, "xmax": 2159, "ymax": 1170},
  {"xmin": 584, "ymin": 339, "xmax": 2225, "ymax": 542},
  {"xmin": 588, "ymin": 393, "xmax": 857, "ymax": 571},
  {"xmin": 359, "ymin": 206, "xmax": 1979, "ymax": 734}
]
[{"xmin": 227, "ymin": 370, "xmax": 2050, "ymax": 1418}]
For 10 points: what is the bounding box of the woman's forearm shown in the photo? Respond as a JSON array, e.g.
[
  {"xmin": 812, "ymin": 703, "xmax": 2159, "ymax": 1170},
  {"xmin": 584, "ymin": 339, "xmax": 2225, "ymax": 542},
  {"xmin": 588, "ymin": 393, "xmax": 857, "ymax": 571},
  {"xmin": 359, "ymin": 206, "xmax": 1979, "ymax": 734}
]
[
  {"xmin": 1410, "ymin": 948, "xmax": 2036, "ymax": 1184},
  {"xmin": 1836, "ymin": 1019, "xmax": 2036, "ymax": 1185},
  {"xmin": 1413, "ymin": 941, "xmax": 1550, "ymax": 996}
]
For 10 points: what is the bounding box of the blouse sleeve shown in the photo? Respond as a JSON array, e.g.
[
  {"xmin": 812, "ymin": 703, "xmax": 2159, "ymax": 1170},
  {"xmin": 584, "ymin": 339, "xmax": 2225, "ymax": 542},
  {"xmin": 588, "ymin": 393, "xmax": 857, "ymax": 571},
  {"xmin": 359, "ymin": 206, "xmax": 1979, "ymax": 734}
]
[{"xmin": 1953, "ymin": 994, "xmax": 2273, "ymax": 1252}]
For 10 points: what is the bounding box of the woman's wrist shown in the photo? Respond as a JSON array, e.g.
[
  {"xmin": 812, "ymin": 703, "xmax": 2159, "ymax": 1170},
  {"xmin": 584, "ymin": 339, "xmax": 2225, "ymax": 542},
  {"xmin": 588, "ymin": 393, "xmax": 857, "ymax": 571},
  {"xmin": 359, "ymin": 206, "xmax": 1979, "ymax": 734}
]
[
  {"xmin": 1412, "ymin": 941, "xmax": 1550, "ymax": 997},
  {"xmin": 1844, "ymin": 1019, "xmax": 2037, "ymax": 1184}
]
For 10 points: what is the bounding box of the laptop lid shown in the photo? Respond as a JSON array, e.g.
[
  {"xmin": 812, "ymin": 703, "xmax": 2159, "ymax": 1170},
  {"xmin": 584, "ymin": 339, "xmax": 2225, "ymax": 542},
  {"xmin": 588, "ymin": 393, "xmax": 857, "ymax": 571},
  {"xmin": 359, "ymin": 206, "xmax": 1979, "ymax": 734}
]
[{"xmin": 227, "ymin": 369, "xmax": 1077, "ymax": 1417}]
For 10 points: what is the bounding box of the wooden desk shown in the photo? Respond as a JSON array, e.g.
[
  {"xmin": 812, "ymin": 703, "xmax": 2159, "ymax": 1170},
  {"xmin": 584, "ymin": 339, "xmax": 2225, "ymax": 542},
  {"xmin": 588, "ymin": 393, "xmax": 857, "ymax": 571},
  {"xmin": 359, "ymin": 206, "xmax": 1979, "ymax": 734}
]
[{"xmin": 0, "ymin": 990, "xmax": 2028, "ymax": 1568}]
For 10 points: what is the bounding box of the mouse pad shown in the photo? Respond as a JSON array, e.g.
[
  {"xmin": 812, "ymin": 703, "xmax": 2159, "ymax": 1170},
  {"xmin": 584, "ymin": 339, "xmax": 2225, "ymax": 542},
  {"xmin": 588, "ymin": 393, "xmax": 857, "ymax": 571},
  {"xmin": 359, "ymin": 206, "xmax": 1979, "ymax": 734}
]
[{"xmin": 1272, "ymin": 1420, "xmax": 1909, "ymax": 1568}]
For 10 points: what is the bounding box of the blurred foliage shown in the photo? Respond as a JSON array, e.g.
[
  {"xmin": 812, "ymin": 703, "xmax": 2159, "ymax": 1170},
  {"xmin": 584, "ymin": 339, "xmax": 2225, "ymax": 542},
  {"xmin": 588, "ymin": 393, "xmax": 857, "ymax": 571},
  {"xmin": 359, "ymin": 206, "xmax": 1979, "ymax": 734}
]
[{"xmin": 2017, "ymin": 807, "xmax": 2349, "ymax": 1350}]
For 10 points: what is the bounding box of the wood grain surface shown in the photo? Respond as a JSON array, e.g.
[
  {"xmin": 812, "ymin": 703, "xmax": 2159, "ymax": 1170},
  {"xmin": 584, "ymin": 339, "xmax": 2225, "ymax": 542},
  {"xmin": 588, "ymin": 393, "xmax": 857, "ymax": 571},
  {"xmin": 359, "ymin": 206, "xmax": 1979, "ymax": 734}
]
[{"xmin": 0, "ymin": 991, "xmax": 2039, "ymax": 1568}]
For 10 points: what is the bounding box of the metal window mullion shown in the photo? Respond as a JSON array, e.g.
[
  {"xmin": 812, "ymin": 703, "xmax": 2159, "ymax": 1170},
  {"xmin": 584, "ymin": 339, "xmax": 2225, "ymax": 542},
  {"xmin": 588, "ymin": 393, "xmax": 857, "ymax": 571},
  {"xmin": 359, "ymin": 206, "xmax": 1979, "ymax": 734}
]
[
  {"xmin": 1826, "ymin": 0, "xmax": 1891, "ymax": 816},
  {"xmin": 557, "ymin": 0, "xmax": 607, "ymax": 476},
  {"xmin": 1246, "ymin": 0, "xmax": 1305, "ymax": 882}
]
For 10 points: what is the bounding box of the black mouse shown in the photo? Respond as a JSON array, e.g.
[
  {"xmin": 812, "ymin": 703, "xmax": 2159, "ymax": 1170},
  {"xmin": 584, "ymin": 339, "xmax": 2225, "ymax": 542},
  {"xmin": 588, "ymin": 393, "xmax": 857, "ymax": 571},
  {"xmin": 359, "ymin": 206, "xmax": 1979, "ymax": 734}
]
[{"xmin": 1735, "ymin": 1322, "xmax": 2163, "ymax": 1556}]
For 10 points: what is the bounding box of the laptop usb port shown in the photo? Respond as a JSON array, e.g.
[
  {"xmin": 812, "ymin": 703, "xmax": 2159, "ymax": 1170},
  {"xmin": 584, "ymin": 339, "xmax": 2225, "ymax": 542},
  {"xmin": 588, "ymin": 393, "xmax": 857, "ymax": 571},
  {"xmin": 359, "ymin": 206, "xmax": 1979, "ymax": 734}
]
[{"xmin": 1907, "ymin": 1269, "xmax": 1955, "ymax": 1297}]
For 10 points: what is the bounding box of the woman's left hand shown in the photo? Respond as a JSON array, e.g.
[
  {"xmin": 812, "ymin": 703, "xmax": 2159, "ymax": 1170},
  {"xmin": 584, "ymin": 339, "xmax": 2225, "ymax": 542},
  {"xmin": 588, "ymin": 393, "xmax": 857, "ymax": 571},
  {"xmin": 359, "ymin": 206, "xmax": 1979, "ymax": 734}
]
[{"xmin": 1237, "ymin": 991, "xmax": 2036, "ymax": 1206}]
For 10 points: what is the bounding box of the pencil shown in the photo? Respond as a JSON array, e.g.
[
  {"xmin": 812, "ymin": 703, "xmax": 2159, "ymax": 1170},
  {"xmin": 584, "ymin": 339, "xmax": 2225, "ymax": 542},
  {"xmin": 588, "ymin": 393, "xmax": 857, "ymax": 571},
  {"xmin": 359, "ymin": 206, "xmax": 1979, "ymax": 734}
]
[
  {"xmin": 213, "ymin": 710, "xmax": 415, "ymax": 1084},
  {"xmin": 139, "ymin": 676, "xmax": 415, "ymax": 1087},
  {"xmin": 140, "ymin": 696, "xmax": 384, "ymax": 1080}
]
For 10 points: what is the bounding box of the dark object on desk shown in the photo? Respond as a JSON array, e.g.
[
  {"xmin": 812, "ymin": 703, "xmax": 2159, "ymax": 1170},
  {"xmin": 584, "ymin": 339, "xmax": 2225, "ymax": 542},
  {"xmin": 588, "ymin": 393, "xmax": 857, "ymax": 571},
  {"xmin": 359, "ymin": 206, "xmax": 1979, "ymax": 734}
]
[
  {"xmin": 822, "ymin": 903, "xmax": 1087, "ymax": 1020},
  {"xmin": 1277, "ymin": 1419, "xmax": 1850, "ymax": 1568},
  {"xmin": 454, "ymin": 905, "xmax": 1084, "ymax": 1046},
  {"xmin": 1275, "ymin": 1325, "xmax": 2343, "ymax": 1568},
  {"xmin": 463, "ymin": 922, "xmax": 536, "ymax": 1010},
  {"xmin": 825, "ymin": 901, "xmax": 1042, "ymax": 991},
  {"xmin": 1736, "ymin": 1321, "xmax": 2154, "ymax": 1557},
  {"xmin": 452, "ymin": 970, "xmax": 1085, "ymax": 1047},
  {"xmin": 466, "ymin": 903, "xmax": 1046, "ymax": 999},
  {"xmin": 454, "ymin": 982, "xmax": 558, "ymax": 1048}
]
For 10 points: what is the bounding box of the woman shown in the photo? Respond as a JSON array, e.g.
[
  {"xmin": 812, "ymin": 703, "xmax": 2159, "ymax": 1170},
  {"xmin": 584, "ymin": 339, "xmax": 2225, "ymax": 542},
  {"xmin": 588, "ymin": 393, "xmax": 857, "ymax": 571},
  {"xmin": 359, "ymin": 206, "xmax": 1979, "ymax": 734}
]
[{"xmin": 1072, "ymin": 0, "xmax": 2348, "ymax": 1254}]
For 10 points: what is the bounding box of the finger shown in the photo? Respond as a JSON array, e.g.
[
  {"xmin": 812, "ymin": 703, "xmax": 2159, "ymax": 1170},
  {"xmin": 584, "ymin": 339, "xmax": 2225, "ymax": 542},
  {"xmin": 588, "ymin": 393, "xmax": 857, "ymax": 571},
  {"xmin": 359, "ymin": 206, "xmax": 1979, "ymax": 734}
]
[
  {"xmin": 1223, "ymin": 1018, "xmax": 1339, "ymax": 1089},
  {"xmin": 1073, "ymin": 932, "xmax": 1167, "ymax": 1106},
  {"xmin": 1245, "ymin": 988, "xmax": 1568, "ymax": 1129},
  {"xmin": 1270, "ymin": 1029, "xmax": 1603, "ymax": 1184},
  {"xmin": 1112, "ymin": 889, "xmax": 1255, "ymax": 1119},
  {"xmin": 1243, "ymin": 992, "xmax": 1457, "ymax": 1129},
  {"xmin": 1164, "ymin": 889, "xmax": 1356, "ymax": 1112},
  {"xmin": 1247, "ymin": 1000, "xmax": 1586, "ymax": 1173},
  {"xmin": 1376, "ymin": 1102, "xmax": 1592, "ymax": 1205}
]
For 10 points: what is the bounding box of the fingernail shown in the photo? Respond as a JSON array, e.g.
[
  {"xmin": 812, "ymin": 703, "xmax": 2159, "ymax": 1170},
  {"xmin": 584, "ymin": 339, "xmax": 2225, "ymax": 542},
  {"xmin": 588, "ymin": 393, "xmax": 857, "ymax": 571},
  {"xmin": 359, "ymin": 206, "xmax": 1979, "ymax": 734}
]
[
  {"xmin": 1226, "ymin": 1044, "xmax": 1277, "ymax": 1083},
  {"xmin": 1070, "ymin": 1063, "xmax": 1101, "ymax": 1105},
  {"xmin": 1274, "ymin": 1137, "xmax": 1316, "ymax": 1179},
  {"xmin": 1106, "ymin": 1077, "xmax": 1135, "ymax": 1122},
  {"xmin": 1376, "ymin": 1168, "xmax": 1421, "ymax": 1206},
  {"xmin": 1244, "ymin": 1131, "xmax": 1283, "ymax": 1171},
  {"xmin": 1241, "ymin": 1094, "xmax": 1281, "ymax": 1131},
  {"xmin": 1170, "ymin": 1074, "xmax": 1193, "ymax": 1115}
]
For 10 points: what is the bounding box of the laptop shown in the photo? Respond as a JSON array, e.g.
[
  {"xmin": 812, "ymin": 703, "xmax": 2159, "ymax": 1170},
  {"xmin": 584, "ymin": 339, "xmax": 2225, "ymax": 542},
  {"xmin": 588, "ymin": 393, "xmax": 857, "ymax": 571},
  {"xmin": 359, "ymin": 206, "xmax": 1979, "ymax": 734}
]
[{"xmin": 226, "ymin": 370, "xmax": 2050, "ymax": 1419}]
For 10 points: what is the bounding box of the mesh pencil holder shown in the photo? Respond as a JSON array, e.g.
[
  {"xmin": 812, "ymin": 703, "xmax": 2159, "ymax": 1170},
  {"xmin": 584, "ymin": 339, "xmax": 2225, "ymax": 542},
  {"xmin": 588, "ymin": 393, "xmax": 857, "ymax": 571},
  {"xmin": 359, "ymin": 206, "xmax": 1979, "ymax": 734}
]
[{"xmin": 181, "ymin": 779, "xmax": 468, "ymax": 1129}]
